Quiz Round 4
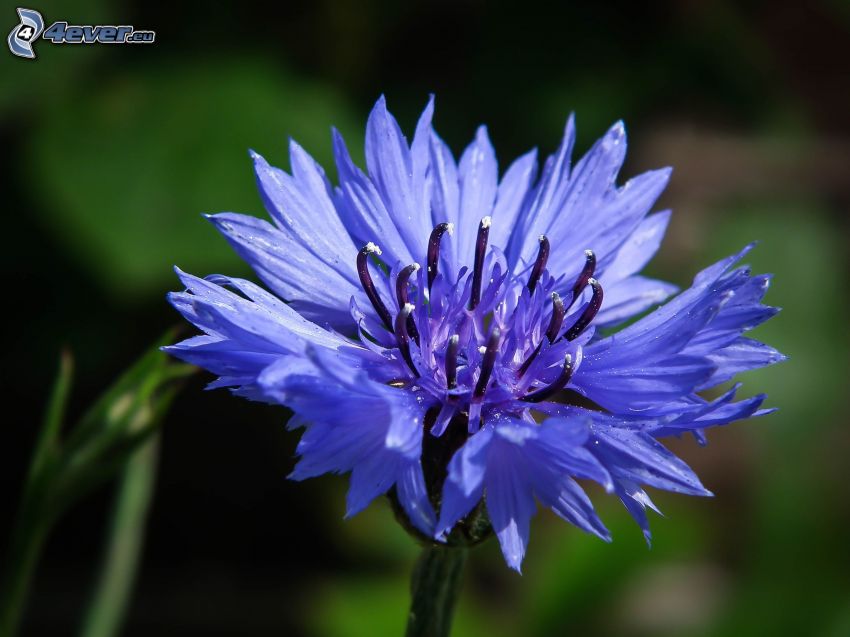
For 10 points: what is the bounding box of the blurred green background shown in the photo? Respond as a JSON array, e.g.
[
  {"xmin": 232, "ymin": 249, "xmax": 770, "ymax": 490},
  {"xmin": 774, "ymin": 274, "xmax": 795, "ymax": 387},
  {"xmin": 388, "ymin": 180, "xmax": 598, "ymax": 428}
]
[{"xmin": 2, "ymin": 1, "xmax": 849, "ymax": 635}]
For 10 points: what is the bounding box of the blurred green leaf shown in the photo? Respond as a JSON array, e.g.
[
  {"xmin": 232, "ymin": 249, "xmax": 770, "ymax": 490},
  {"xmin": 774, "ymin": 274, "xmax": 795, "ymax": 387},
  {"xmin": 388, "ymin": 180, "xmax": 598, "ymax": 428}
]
[
  {"xmin": 0, "ymin": 335, "xmax": 192, "ymax": 637},
  {"xmin": 81, "ymin": 434, "xmax": 160, "ymax": 637},
  {"xmin": 0, "ymin": 353, "xmax": 73, "ymax": 636},
  {"xmin": 28, "ymin": 58, "xmax": 361, "ymax": 299},
  {"xmin": 28, "ymin": 350, "xmax": 73, "ymax": 491},
  {"xmin": 64, "ymin": 331, "xmax": 188, "ymax": 455}
]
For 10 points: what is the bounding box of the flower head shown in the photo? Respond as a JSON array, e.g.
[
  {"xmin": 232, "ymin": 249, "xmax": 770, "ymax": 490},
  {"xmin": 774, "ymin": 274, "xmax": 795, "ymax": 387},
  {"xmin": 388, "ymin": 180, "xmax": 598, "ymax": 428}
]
[{"xmin": 166, "ymin": 96, "xmax": 784, "ymax": 571}]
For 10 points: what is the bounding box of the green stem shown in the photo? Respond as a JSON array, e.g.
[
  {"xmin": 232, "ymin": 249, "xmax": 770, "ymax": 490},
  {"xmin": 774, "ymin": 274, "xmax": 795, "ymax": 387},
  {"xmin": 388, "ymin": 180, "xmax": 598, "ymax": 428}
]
[
  {"xmin": 405, "ymin": 544, "xmax": 467, "ymax": 637},
  {"xmin": 80, "ymin": 434, "xmax": 160, "ymax": 637}
]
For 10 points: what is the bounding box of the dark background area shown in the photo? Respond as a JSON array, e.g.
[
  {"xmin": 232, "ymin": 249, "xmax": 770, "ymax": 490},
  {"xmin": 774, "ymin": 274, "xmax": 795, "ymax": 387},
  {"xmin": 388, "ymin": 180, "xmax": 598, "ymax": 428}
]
[{"xmin": 2, "ymin": 1, "xmax": 849, "ymax": 635}]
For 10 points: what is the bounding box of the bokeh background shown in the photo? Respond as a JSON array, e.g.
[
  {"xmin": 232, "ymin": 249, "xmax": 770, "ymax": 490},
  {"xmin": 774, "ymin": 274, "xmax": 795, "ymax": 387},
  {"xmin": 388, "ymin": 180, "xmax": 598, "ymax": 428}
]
[{"xmin": 2, "ymin": 1, "xmax": 849, "ymax": 635}]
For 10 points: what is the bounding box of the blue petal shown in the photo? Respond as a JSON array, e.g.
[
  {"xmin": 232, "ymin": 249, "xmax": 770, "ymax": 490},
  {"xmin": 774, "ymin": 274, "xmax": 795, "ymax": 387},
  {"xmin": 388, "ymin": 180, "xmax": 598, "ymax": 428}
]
[
  {"xmin": 436, "ymin": 425, "xmax": 493, "ymax": 535},
  {"xmin": 428, "ymin": 129, "xmax": 460, "ymax": 271},
  {"xmin": 168, "ymin": 269, "xmax": 345, "ymax": 354},
  {"xmin": 685, "ymin": 274, "xmax": 779, "ymax": 353},
  {"xmin": 454, "ymin": 126, "xmax": 498, "ymax": 268},
  {"xmin": 290, "ymin": 417, "xmax": 378, "ymax": 480},
  {"xmin": 410, "ymin": 95, "xmax": 435, "ymax": 181},
  {"xmin": 332, "ymin": 127, "xmax": 415, "ymax": 266},
  {"xmin": 365, "ymin": 96, "xmax": 429, "ymax": 262},
  {"xmin": 594, "ymin": 275, "xmax": 678, "ymax": 327},
  {"xmin": 532, "ymin": 417, "xmax": 613, "ymax": 489},
  {"xmin": 539, "ymin": 477, "xmax": 611, "ymax": 541},
  {"xmin": 251, "ymin": 146, "xmax": 356, "ymax": 267},
  {"xmin": 485, "ymin": 432, "xmax": 536, "ymax": 572},
  {"xmin": 696, "ymin": 395, "xmax": 770, "ymax": 427},
  {"xmin": 206, "ymin": 212, "xmax": 361, "ymax": 328},
  {"xmin": 699, "ymin": 337, "xmax": 786, "ymax": 389},
  {"xmin": 347, "ymin": 452, "xmax": 403, "ymax": 517},
  {"xmin": 508, "ymin": 114, "xmax": 576, "ymax": 263},
  {"xmin": 576, "ymin": 355, "xmax": 717, "ymax": 412},
  {"xmin": 576, "ymin": 248, "xmax": 757, "ymax": 411},
  {"xmin": 264, "ymin": 350, "xmax": 433, "ymax": 531},
  {"xmin": 591, "ymin": 425, "xmax": 712, "ymax": 496},
  {"xmin": 612, "ymin": 478, "xmax": 661, "ymax": 545},
  {"xmin": 163, "ymin": 334, "xmax": 277, "ymax": 384},
  {"xmin": 550, "ymin": 167, "xmax": 671, "ymax": 282},
  {"xmin": 396, "ymin": 460, "xmax": 437, "ymax": 535},
  {"xmin": 488, "ymin": 148, "xmax": 538, "ymax": 253},
  {"xmin": 601, "ymin": 210, "xmax": 672, "ymax": 283},
  {"xmin": 514, "ymin": 418, "xmax": 611, "ymax": 538}
]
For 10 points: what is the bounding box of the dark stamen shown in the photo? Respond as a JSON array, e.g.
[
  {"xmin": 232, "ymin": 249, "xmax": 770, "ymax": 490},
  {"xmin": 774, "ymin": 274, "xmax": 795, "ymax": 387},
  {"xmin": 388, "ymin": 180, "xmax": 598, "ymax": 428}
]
[
  {"xmin": 545, "ymin": 292, "xmax": 566, "ymax": 343},
  {"xmin": 565, "ymin": 278, "xmax": 603, "ymax": 341},
  {"xmin": 517, "ymin": 292, "xmax": 565, "ymax": 378},
  {"xmin": 395, "ymin": 264, "xmax": 419, "ymax": 307},
  {"xmin": 445, "ymin": 334, "xmax": 459, "ymax": 390},
  {"xmin": 469, "ymin": 217, "xmax": 491, "ymax": 310},
  {"xmin": 395, "ymin": 263, "xmax": 421, "ymax": 346},
  {"xmin": 527, "ymin": 235, "xmax": 550, "ymax": 293},
  {"xmin": 567, "ymin": 250, "xmax": 596, "ymax": 310},
  {"xmin": 357, "ymin": 243, "xmax": 393, "ymax": 331},
  {"xmin": 394, "ymin": 303, "xmax": 419, "ymax": 377},
  {"xmin": 427, "ymin": 222, "xmax": 454, "ymax": 291},
  {"xmin": 522, "ymin": 355, "xmax": 574, "ymax": 402},
  {"xmin": 473, "ymin": 326, "xmax": 500, "ymax": 398}
]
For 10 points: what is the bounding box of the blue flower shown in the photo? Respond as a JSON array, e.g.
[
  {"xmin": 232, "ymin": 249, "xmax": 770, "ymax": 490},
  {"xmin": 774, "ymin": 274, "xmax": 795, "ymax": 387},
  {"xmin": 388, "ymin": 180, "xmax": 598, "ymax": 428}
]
[{"xmin": 166, "ymin": 96, "xmax": 784, "ymax": 571}]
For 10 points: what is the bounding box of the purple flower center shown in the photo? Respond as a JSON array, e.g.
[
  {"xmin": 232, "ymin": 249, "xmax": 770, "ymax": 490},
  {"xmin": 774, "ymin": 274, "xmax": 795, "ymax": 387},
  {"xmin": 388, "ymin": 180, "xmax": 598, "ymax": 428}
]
[{"xmin": 353, "ymin": 218, "xmax": 604, "ymax": 432}]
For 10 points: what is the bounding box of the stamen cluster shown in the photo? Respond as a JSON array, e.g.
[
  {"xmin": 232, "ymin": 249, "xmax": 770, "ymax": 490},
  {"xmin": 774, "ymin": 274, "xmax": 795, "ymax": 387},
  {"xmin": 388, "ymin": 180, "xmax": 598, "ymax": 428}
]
[{"xmin": 355, "ymin": 217, "xmax": 601, "ymax": 435}]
